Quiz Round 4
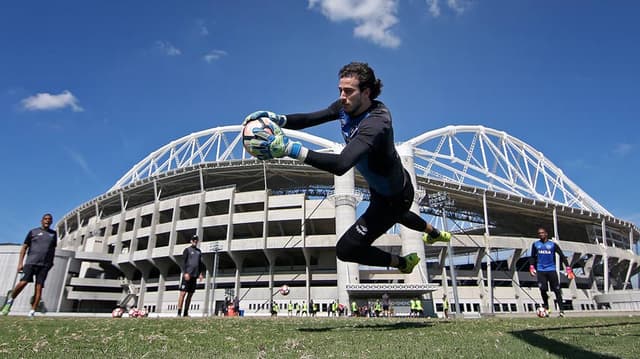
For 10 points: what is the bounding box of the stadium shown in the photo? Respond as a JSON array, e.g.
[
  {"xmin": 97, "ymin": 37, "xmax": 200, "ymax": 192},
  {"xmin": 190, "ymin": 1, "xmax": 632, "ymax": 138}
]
[{"xmin": 2, "ymin": 124, "xmax": 639, "ymax": 317}]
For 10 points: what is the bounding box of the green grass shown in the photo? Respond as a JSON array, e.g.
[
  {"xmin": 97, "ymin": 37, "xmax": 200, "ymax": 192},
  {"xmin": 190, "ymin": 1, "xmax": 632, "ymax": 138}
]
[{"xmin": 1, "ymin": 315, "xmax": 639, "ymax": 358}]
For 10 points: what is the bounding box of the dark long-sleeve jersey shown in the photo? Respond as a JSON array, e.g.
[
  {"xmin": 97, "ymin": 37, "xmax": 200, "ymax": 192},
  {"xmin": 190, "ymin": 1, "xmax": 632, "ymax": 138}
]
[
  {"xmin": 285, "ymin": 100, "xmax": 406, "ymax": 197},
  {"xmin": 529, "ymin": 240, "xmax": 570, "ymax": 272},
  {"xmin": 183, "ymin": 246, "xmax": 205, "ymax": 277}
]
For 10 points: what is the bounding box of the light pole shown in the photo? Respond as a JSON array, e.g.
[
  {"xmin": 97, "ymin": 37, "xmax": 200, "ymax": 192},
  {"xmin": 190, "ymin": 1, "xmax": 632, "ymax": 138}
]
[
  {"xmin": 428, "ymin": 191, "xmax": 461, "ymax": 317},
  {"xmin": 208, "ymin": 242, "xmax": 222, "ymax": 317}
]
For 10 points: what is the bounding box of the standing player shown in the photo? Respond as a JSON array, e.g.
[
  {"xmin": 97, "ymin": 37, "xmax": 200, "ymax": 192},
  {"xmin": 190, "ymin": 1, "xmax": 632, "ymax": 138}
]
[
  {"xmin": 529, "ymin": 227, "xmax": 575, "ymax": 317},
  {"xmin": 442, "ymin": 294, "xmax": 450, "ymax": 319},
  {"xmin": 287, "ymin": 300, "xmax": 293, "ymax": 317},
  {"xmin": 381, "ymin": 292, "xmax": 390, "ymax": 317},
  {"xmin": 2, "ymin": 213, "xmax": 57, "ymax": 317},
  {"xmin": 177, "ymin": 235, "xmax": 205, "ymax": 317},
  {"xmin": 244, "ymin": 62, "xmax": 451, "ymax": 274}
]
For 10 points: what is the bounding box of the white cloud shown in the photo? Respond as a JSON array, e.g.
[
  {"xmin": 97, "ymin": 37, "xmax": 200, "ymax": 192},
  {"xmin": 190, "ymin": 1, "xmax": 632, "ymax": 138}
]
[
  {"xmin": 426, "ymin": 0, "xmax": 440, "ymax": 17},
  {"xmin": 21, "ymin": 90, "xmax": 83, "ymax": 112},
  {"xmin": 203, "ymin": 50, "xmax": 228, "ymax": 63},
  {"xmin": 426, "ymin": 0, "xmax": 472, "ymax": 17},
  {"xmin": 447, "ymin": 0, "xmax": 472, "ymax": 14},
  {"xmin": 308, "ymin": 0, "xmax": 401, "ymax": 48},
  {"xmin": 197, "ymin": 19, "xmax": 209, "ymax": 36},
  {"xmin": 155, "ymin": 41, "xmax": 182, "ymax": 56},
  {"xmin": 613, "ymin": 143, "xmax": 633, "ymax": 157}
]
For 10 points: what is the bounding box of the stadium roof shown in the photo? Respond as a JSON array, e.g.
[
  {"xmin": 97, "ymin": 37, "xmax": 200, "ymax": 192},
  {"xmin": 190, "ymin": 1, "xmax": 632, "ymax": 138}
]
[{"xmin": 111, "ymin": 125, "xmax": 610, "ymax": 216}]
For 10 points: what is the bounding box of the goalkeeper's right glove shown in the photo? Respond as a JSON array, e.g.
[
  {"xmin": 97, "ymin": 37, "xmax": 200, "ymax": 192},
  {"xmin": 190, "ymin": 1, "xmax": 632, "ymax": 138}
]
[
  {"xmin": 243, "ymin": 110, "xmax": 287, "ymax": 128},
  {"xmin": 269, "ymin": 127, "xmax": 308, "ymax": 161},
  {"xmin": 529, "ymin": 265, "xmax": 537, "ymax": 277}
]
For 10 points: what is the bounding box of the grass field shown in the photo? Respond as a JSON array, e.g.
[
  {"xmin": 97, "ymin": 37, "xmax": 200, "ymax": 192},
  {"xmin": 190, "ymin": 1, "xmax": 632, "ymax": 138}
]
[{"xmin": 1, "ymin": 315, "xmax": 638, "ymax": 358}]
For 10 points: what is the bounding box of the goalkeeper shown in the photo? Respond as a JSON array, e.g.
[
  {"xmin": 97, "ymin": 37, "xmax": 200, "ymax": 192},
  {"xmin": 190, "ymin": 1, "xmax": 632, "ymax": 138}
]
[
  {"xmin": 244, "ymin": 62, "xmax": 450, "ymax": 274},
  {"xmin": 529, "ymin": 227, "xmax": 575, "ymax": 317}
]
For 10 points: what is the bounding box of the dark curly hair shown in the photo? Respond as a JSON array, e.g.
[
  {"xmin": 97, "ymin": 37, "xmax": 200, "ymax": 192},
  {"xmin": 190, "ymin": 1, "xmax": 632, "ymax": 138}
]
[{"xmin": 338, "ymin": 62, "xmax": 383, "ymax": 100}]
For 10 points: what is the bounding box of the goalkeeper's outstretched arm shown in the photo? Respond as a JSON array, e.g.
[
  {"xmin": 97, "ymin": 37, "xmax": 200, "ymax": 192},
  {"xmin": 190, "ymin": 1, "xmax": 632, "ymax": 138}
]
[
  {"xmin": 303, "ymin": 135, "xmax": 369, "ymax": 176},
  {"xmin": 285, "ymin": 100, "xmax": 342, "ymax": 130}
]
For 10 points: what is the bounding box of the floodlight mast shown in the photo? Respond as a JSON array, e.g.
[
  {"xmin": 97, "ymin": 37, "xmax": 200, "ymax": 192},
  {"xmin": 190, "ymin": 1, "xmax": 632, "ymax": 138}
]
[{"xmin": 208, "ymin": 242, "xmax": 222, "ymax": 317}]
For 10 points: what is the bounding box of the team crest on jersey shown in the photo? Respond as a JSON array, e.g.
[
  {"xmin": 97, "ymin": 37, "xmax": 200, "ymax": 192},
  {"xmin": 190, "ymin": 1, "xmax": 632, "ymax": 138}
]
[
  {"xmin": 340, "ymin": 111, "xmax": 370, "ymax": 142},
  {"xmin": 340, "ymin": 118, "xmax": 359, "ymax": 140}
]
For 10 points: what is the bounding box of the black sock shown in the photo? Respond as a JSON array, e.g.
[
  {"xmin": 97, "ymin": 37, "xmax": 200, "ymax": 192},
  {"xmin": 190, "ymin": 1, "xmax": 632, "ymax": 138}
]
[
  {"xmin": 429, "ymin": 228, "xmax": 441, "ymax": 238},
  {"xmin": 183, "ymin": 311, "xmax": 189, "ymax": 317},
  {"xmin": 177, "ymin": 309, "xmax": 182, "ymax": 316}
]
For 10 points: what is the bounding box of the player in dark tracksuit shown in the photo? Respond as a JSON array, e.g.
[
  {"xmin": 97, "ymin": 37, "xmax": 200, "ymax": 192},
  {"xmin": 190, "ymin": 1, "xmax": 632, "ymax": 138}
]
[
  {"xmin": 244, "ymin": 62, "xmax": 450, "ymax": 273},
  {"xmin": 177, "ymin": 235, "xmax": 205, "ymax": 317},
  {"xmin": 2, "ymin": 213, "xmax": 57, "ymax": 317},
  {"xmin": 529, "ymin": 227, "xmax": 574, "ymax": 316}
]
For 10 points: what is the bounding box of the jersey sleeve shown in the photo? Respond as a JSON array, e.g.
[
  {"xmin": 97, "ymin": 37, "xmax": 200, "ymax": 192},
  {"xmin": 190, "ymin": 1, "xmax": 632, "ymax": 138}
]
[
  {"xmin": 555, "ymin": 243, "xmax": 570, "ymax": 268},
  {"xmin": 24, "ymin": 230, "xmax": 32, "ymax": 247},
  {"xmin": 304, "ymin": 137, "xmax": 368, "ymax": 175},
  {"xmin": 199, "ymin": 254, "xmax": 206, "ymax": 276},
  {"xmin": 529, "ymin": 243, "xmax": 538, "ymax": 267},
  {"xmin": 304, "ymin": 110, "xmax": 383, "ymax": 175},
  {"xmin": 182, "ymin": 247, "xmax": 189, "ymax": 268},
  {"xmin": 284, "ymin": 100, "xmax": 342, "ymax": 130}
]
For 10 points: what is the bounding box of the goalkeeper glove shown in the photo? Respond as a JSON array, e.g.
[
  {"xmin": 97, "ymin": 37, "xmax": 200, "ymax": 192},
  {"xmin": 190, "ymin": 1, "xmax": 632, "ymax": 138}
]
[
  {"xmin": 529, "ymin": 265, "xmax": 537, "ymax": 276},
  {"xmin": 565, "ymin": 267, "xmax": 575, "ymax": 280},
  {"xmin": 245, "ymin": 122, "xmax": 279, "ymax": 160},
  {"xmin": 269, "ymin": 126, "xmax": 308, "ymax": 161},
  {"xmin": 246, "ymin": 138, "xmax": 273, "ymax": 160},
  {"xmin": 243, "ymin": 110, "xmax": 287, "ymax": 128}
]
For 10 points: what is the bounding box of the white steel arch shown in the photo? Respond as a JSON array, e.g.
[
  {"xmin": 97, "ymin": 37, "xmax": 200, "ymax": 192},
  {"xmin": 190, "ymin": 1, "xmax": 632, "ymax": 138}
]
[
  {"xmin": 407, "ymin": 125, "xmax": 610, "ymax": 215},
  {"xmin": 110, "ymin": 125, "xmax": 341, "ymax": 191},
  {"xmin": 111, "ymin": 124, "xmax": 610, "ymax": 216}
]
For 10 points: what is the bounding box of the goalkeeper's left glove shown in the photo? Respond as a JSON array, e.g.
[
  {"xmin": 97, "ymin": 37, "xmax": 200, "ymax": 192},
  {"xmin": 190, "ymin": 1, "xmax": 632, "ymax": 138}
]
[
  {"xmin": 565, "ymin": 267, "xmax": 575, "ymax": 280},
  {"xmin": 269, "ymin": 127, "xmax": 308, "ymax": 161},
  {"xmin": 243, "ymin": 110, "xmax": 287, "ymax": 128}
]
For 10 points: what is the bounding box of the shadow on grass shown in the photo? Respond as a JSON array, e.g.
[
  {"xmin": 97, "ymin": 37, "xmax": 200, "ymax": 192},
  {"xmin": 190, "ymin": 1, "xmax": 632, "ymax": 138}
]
[
  {"xmin": 298, "ymin": 320, "xmax": 434, "ymax": 332},
  {"xmin": 510, "ymin": 321, "xmax": 640, "ymax": 359}
]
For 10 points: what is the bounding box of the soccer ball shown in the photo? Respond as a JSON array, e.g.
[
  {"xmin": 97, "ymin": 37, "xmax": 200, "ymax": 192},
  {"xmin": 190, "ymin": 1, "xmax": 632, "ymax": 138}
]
[
  {"xmin": 279, "ymin": 284, "xmax": 290, "ymax": 296},
  {"xmin": 536, "ymin": 307, "xmax": 548, "ymax": 318},
  {"xmin": 129, "ymin": 307, "xmax": 144, "ymax": 318},
  {"xmin": 242, "ymin": 118, "xmax": 276, "ymax": 158},
  {"xmin": 111, "ymin": 307, "xmax": 124, "ymax": 318}
]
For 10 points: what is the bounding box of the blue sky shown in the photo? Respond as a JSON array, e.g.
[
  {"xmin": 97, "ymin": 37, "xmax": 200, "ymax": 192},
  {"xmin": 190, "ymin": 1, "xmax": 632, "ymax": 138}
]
[{"xmin": 1, "ymin": 0, "xmax": 639, "ymax": 244}]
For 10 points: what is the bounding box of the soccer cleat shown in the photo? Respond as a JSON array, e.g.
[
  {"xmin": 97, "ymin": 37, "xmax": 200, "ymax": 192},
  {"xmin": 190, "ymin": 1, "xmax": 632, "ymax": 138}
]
[
  {"xmin": 559, "ymin": 311, "xmax": 565, "ymax": 318},
  {"xmin": 423, "ymin": 231, "xmax": 452, "ymax": 245},
  {"xmin": 28, "ymin": 309, "xmax": 35, "ymax": 318},
  {"xmin": 399, "ymin": 253, "xmax": 420, "ymax": 274},
  {"xmin": 1, "ymin": 303, "xmax": 11, "ymax": 316}
]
